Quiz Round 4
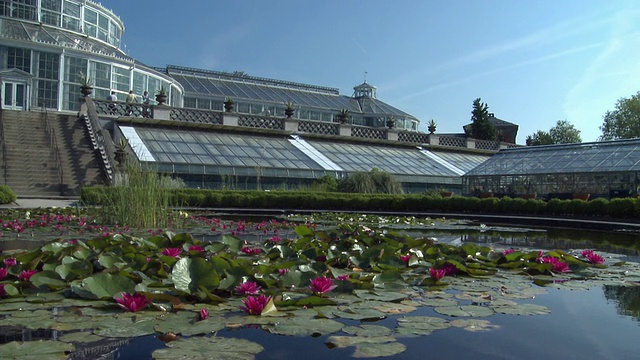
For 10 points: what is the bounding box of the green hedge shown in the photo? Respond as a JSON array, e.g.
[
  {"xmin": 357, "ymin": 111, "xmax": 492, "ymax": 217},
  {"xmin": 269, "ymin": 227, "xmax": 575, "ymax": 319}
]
[
  {"xmin": 0, "ymin": 185, "xmax": 16, "ymax": 204},
  {"xmin": 80, "ymin": 187, "xmax": 640, "ymax": 219}
]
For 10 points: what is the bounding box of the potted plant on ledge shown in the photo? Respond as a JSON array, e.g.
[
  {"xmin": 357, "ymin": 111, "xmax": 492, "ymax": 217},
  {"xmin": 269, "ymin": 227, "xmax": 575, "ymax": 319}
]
[
  {"xmin": 338, "ymin": 108, "xmax": 350, "ymax": 124},
  {"xmin": 79, "ymin": 73, "xmax": 93, "ymax": 97},
  {"xmin": 427, "ymin": 119, "xmax": 437, "ymax": 134},
  {"xmin": 223, "ymin": 97, "xmax": 234, "ymax": 112},
  {"xmin": 155, "ymin": 86, "xmax": 168, "ymax": 105},
  {"xmin": 386, "ymin": 116, "xmax": 395, "ymax": 129},
  {"xmin": 285, "ymin": 101, "xmax": 295, "ymax": 118}
]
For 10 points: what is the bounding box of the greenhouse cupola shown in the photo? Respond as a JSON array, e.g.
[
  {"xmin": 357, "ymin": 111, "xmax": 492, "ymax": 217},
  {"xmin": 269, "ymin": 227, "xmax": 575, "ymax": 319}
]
[{"xmin": 353, "ymin": 81, "xmax": 377, "ymax": 99}]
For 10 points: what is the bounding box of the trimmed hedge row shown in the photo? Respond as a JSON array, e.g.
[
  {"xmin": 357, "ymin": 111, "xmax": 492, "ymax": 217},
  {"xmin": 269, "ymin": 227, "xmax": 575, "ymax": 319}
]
[{"xmin": 80, "ymin": 186, "xmax": 640, "ymax": 220}]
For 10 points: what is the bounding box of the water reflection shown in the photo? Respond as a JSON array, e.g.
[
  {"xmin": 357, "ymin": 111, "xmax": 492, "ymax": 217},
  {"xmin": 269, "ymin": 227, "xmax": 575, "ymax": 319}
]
[{"xmin": 604, "ymin": 285, "xmax": 640, "ymax": 321}]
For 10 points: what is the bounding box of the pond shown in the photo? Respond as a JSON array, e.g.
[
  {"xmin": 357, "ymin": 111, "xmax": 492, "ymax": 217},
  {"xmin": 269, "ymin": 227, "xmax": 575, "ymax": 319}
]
[{"xmin": 0, "ymin": 211, "xmax": 639, "ymax": 359}]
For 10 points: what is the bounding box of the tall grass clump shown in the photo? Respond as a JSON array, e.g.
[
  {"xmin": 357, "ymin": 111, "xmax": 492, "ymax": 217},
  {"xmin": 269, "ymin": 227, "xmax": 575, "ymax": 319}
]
[
  {"xmin": 96, "ymin": 160, "xmax": 179, "ymax": 228},
  {"xmin": 337, "ymin": 168, "xmax": 404, "ymax": 194}
]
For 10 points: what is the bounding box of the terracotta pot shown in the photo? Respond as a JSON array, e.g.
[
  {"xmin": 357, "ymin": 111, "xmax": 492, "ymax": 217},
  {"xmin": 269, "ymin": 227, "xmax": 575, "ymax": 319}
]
[{"xmin": 573, "ymin": 193, "xmax": 590, "ymax": 201}]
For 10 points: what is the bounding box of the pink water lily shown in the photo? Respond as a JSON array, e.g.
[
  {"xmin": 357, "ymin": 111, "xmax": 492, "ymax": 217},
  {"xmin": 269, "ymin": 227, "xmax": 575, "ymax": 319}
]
[
  {"xmin": 240, "ymin": 295, "xmax": 272, "ymax": 315},
  {"xmin": 336, "ymin": 274, "xmax": 350, "ymax": 281},
  {"xmin": 441, "ymin": 263, "xmax": 458, "ymax": 276},
  {"xmin": 199, "ymin": 308, "xmax": 209, "ymax": 320},
  {"xmin": 3, "ymin": 258, "xmax": 17, "ymax": 267},
  {"xmin": 235, "ymin": 281, "xmax": 261, "ymax": 295},
  {"xmin": 241, "ymin": 247, "xmax": 262, "ymax": 256},
  {"xmin": 0, "ymin": 268, "xmax": 8, "ymax": 280},
  {"xmin": 114, "ymin": 292, "xmax": 152, "ymax": 312},
  {"xmin": 429, "ymin": 268, "xmax": 446, "ymax": 281},
  {"xmin": 503, "ymin": 248, "xmax": 515, "ymax": 255},
  {"xmin": 188, "ymin": 245, "xmax": 205, "ymax": 252},
  {"xmin": 582, "ymin": 250, "xmax": 604, "ymax": 264},
  {"xmin": 400, "ymin": 255, "xmax": 411, "ymax": 264},
  {"xmin": 18, "ymin": 269, "xmax": 37, "ymax": 281},
  {"xmin": 309, "ymin": 276, "xmax": 337, "ymax": 294},
  {"xmin": 539, "ymin": 256, "xmax": 570, "ymax": 273},
  {"xmin": 278, "ymin": 268, "xmax": 290, "ymax": 275},
  {"xmin": 0, "ymin": 284, "xmax": 6, "ymax": 297},
  {"xmin": 161, "ymin": 247, "xmax": 182, "ymax": 258},
  {"xmin": 269, "ymin": 236, "xmax": 282, "ymax": 244}
]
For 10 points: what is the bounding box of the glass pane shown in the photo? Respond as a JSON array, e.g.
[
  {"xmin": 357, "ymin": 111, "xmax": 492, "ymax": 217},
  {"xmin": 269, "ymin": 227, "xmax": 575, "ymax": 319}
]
[{"xmin": 4, "ymin": 83, "xmax": 12, "ymax": 106}]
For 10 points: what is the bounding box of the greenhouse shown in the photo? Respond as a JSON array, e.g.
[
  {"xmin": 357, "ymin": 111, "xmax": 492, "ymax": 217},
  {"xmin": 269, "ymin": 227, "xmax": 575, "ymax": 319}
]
[{"xmin": 462, "ymin": 139, "xmax": 640, "ymax": 199}]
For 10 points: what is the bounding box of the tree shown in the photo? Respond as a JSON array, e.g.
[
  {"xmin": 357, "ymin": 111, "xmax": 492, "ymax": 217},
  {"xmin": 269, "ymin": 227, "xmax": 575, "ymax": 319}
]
[
  {"xmin": 599, "ymin": 91, "xmax": 640, "ymax": 141},
  {"xmin": 526, "ymin": 120, "xmax": 581, "ymax": 146},
  {"xmin": 526, "ymin": 130, "xmax": 554, "ymax": 146},
  {"xmin": 470, "ymin": 98, "xmax": 497, "ymax": 141}
]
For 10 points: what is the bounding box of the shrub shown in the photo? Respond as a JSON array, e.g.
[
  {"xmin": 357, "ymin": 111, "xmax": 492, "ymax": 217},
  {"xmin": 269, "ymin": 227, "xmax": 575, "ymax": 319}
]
[{"xmin": 0, "ymin": 185, "xmax": 16, "ymax": 204}]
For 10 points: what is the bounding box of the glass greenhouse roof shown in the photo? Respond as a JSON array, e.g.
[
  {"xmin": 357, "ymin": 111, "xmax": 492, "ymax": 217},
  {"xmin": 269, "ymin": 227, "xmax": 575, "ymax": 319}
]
[
  {"xmin": 166, "ymin": 66, "xmax": 418, "ymax": 120},
  {"xmin": 121, "ymin": 126, "xmax": 473, "ymax": 180},
  {"xmin": 465, "ymin": 139, "xmax": 640, "ymax": 176},
  {"xmin": 0, "ymin": 18, "xmax": 130, "ymax": 60}
]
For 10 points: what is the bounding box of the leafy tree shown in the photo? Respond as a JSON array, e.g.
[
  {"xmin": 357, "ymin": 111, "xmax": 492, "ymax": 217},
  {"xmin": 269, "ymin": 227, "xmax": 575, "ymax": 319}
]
[
  {"xmin": 549, "ymin": 120, "xmax": 581, "ymax": 144},
  {"xmin": 526, "ymin": 120, "xmax": 581, "ymax": 146},
  {"xmin": 470, "ymin": 98, "xmax": 497, "ymax": 141},
  {"xmin": 526, "ymin": 130, "xmax": 554, "ymax": 146},
  {"xmin": 599, "ymin": 91, "xmax": 640, "ymax": 140}
]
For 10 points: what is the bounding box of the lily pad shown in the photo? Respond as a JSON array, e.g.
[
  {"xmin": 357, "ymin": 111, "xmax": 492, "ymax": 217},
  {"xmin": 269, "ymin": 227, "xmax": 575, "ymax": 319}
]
[
  {"xmin": 450, "ymin": 319, "xmax": 500, "ymax": 332},
  {"xmin": 491, "ymin": 303, "xmax": 551, "ymax": 316},
  {"xmin": 0, "ymin": 340, "xmax": 74, "ymax": 359},
  {"xmin": 396, "ymin": 316, "xmax": 450, "ymax": 336},
  {"xmin": 268, "ymin": 317, "xmax": 344, "ymax": 336},
  {"xmin": 342, "ymin": 324, "xmax": 393, "ymax": 337},
  {"xmin": 433, "ymin": 305, "xmax": 495, "ymax": 317},
  {"xmin": 152, "ymin": 336, "xmax": 263, "ymax": 360}
]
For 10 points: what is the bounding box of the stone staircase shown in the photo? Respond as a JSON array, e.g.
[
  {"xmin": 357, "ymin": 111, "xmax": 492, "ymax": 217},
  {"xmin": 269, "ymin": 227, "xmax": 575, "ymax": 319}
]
[{"xmin": 0, "ymin": 110, "xmax": 106, "ymax": 197}]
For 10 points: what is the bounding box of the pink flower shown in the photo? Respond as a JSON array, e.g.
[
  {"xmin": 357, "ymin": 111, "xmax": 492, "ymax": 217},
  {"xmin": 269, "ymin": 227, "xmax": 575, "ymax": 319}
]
[
  {"xmin": 269, "ymin": 236, "xmax": 282, "ymax": 244},
  {"xmin": 441, "ymin": 263, "xmax": 458, "ymax": 276},
  {"xmin": 582, "ymin": 250, "xmax": 604, "ymax": 264},
  {"xmin": 429, "ymin": 268, "xmax": 446, "ymax": 281},
  {"xmin": 336, "ymin": 274, "xmax": 349, "ymax": 281},
  {"xmin": 503, "ymin": 248, "xmax": 515, "ymax": 255},
  {"xmin": 3, "ymin": 258, "xmax": 17, "ymax": 267},
  {"xmin": 188, "ymin": 245, "xmax": 205, "ymax": 252},
  {"xmin": 278, "ymin": 268, "xmax": 290, "ymax": 275},
  {"xmin": 0, "ymin": 284, "xmax": 5, "ymax": 297},
  {"xmin": 18, "ymin": 270, "xmax": 37, "ymax": 281},
  {"xmin": 0, "ymin": 268, "xmax": 8, "ymax": 280},
  {"xmin": 235, "ymin": 281, "xmax": 261, "ymax": 295},
  {"xmin": 161, "ymin": 247, "xmax": 182, "ymax": 258},
  {"xmin": 114, "ymin": 292, "xmax": 152, "ymax": 312},
  {"xmin": 240, "ymin": 295, "xmax": 272, "ymax": 315},
  {"xmin": 539, "ymin": 256, "xmax": 570, "ymax": 273},
  {"xmin": 400, "ymin": 255, "xmax": 411, "ymax": 264},
  {"xmin": 309, "ymin": 276, "xmax": 337, "ymax": 294},
  {"xmin": 241, "ymin": 247, "xmax": 262, "ymax": 256},
  {"xmin": 199, "ymin": 308, "xmax": 209, "ymax": 320}
]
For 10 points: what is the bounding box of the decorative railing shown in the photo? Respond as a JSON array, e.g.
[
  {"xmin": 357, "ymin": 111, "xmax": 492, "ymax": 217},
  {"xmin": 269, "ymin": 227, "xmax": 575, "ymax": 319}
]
[
  {"xmin": 351, "ymin": 125, "xmax": 386, "ymax": 140},
  {"xmin": 238, "ymin": 115, "xmax": 284, "ymax": 130},
  {"xmin": 0, "ymin": 114, "xmax": 5, "ymax": 185},
  {"xmin": 170, "ymin": 108, "xmax": 223, "ymax": 125},
  {"xmin": 84, "ymin": 98, "xmax": 117, "ymax": 182},
  {"xmin": 93, "ymin": 100, "xmax": 151, "ymax": 118},
  {"xmin": 41, "ymin": 108, "xmax": 63, "ymax": 186},
  {"xmin": 475, "ymin": 139, "xmax": 500, "ymax": 151},
  {"xmin": 297, "ymin": 120, "xmax": 339, "ymax": 135},
  {"xmin": 398, "ymin": 131, "xmax": 430, "ymax": 144},
  {"xmin": 438, "ymin": 136, "xmax": 466, "ymax": 148}
]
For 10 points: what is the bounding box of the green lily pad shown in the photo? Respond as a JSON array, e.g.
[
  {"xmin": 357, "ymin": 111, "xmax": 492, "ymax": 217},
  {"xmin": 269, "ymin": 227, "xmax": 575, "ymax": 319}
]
[
  {"xmin": 433, "ymin": 305, "xmax": 495, "ymax": 317},
  {"xmin": 93, "ymin": 315, "xmax": 157, "ymax": 337},
  {"xmin": 491, "ymin": 303, "xmax": 551, "ymax": 316},
  {"xmin": 450, "ymin": 319, "xmax": 500, "ymax": 332},
  {"xmin": 59, "ymin": 331, "xmax": 105, "ymax": 343},
  {"xmin": 353, "ymin": 342, "xmax": 407, "ymax": 358},
  {"xmin": 268, "ymin": 317, "xmax": 344, "ymax": 336},
  {"xmin": 342, "ymin": 324, "xmax": 393, "ymax": 337},
  {"xmin": 396, "ymin": 316, "xmax": 450, "ymax": 336},
  {"xmin": 153, "ymin": 336, "xmax": 263, "ymax": 360},
  {"xmin": 0, "ymin": 340, "xmax": 74, "ymax": 359}
]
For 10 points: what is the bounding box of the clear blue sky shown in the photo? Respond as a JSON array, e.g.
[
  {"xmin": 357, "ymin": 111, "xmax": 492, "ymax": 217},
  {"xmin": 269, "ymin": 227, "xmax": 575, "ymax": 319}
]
[{"xmin": 103, "ymin": 0, "xmax": 640, "ymax": 144}]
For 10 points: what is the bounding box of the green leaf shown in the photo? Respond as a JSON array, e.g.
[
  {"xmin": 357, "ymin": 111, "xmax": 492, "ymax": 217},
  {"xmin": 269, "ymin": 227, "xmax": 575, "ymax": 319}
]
[
  {"xmin": 30, "ymin": 270, "xmax": 66, "ymax": 289},
  {"xmin": 0, "ymin": 340, "xmax": 74, "ymax": 359},
  {"xmin": 152, "ymin": 337, "xmax": 263, "ymax": 360},
  {"xmin": 172, "ymin": 257, "xmax": 220, "ymax": 295},
  {"xmin": 268, "ymin": 317, "xmax": 344, "ymax": 336},
  {"xmin": 71, "ymin": 272, "xmax": 136, "ymax": 299}
]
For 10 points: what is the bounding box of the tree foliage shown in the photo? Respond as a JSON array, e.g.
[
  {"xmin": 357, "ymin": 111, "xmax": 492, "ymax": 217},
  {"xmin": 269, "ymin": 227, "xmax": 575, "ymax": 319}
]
[
  {"xmin": 470, "ymin": 98, "xmax": 497, "ymax": 141},
  {"xmin": 599, "ymin": 91, "xmax": 640, "ymax": 141},
  {"xmin": 527, "ymin": 120, "xmax": 581, "ymax": 146},
  {"xmin": 337, "ymin": 168, "xmax": 404, "ymax": 194}
]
